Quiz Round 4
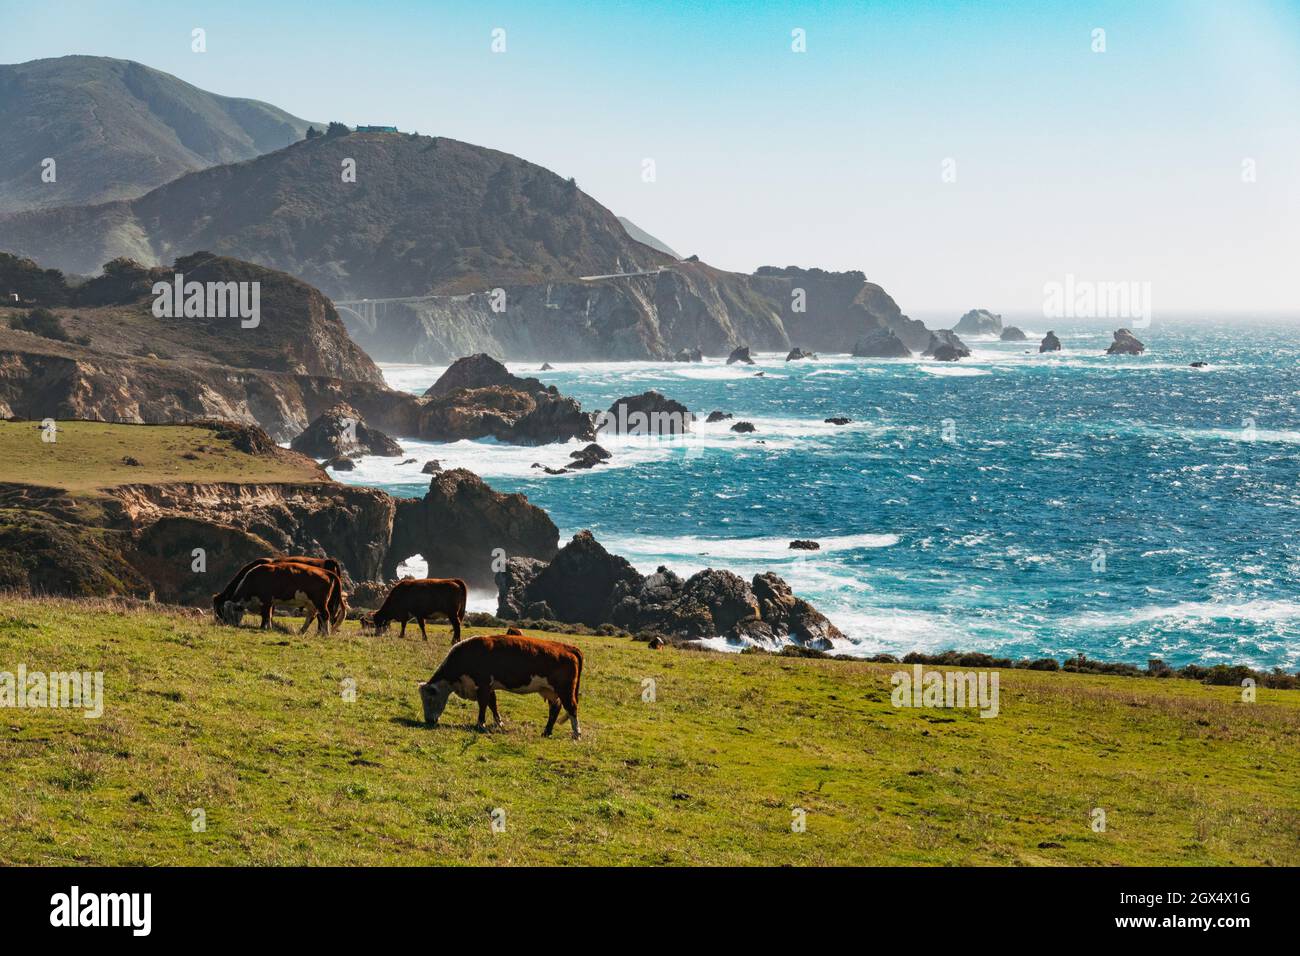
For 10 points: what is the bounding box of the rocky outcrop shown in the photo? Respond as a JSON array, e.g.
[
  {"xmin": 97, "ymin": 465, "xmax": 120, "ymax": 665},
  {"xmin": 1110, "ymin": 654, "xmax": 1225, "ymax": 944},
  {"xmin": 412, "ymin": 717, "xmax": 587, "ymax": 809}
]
[
  {"xmin": 953, "ymin": 309, "xmax": 1003, "ymax": 336},
  {"xmin": 387, "ymin": 468, "xmax": 559, "ymax": 588},
  {"xmin": 852, "ymin": 328, "xmax": 911, "ymax": 358},
  {"xmin": 786, "ymin": 348, "xmax": 816, "ymax": 361},
  {"xmin": 290, "ymin": 402, "xmax": 403, "ymax": 459},
  {"xmin": 789, "ymin": 540, "xmax": 820, "ymax": 550},
  {"xmin": 924, "ymin": 330, "xmax": 971, "ymax": 359},
  {"xmin": 599, "ymin": 391, "xmax": 691, "ymax": 435},
  {"xmin": 749, "ymin": 266, "xmax": 933, "ymax": 353},
  {"xmin": 495, "ymin": 530, "xmax": 844, "ymax": 648},
  {"xmin": 730, "ymin": 421, "xmax": 757, "ymax": 433},
  {"xmin": 727, "ymin": 345, "xmax": 755, "ymax": 365},
  {"xmin": 705, "ymin": 410, "xmax": 732, "ymax": 423},
  {"xmin": 1106, "ymin": 329, "xmax": 1146, "ymax": 355},
  {"xmin": 1000, "ymin": 326, "xmax": 1027, "ymax": 342},
  {"xmin": 417, "ymin": 354, "xmax": 594, "ymax": 445},
  {"xmin": 1039, "ymin": 331, "xmax": 1062, "ymax": 352},
  {"xmin": 674, "ymin": 347, "xmax": 703, "ymax": 362}
]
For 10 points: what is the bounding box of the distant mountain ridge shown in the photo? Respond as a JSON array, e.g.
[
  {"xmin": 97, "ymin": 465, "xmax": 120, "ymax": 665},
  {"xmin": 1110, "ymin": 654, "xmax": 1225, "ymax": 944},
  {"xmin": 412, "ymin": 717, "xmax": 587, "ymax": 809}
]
[
  {"xmin": 0, "ymin": 56, "xmax": 934, "ymax": 360},
  {"xmin": 0, "ymin": 55, "xmax": 314, "ymax": 213}
]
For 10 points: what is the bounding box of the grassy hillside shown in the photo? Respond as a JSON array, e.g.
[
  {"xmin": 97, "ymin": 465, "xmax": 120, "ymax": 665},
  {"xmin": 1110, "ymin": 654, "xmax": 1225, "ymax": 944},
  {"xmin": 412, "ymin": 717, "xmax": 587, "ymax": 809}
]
[
  {"xmin": 0, "ymin": 420, "xmax": 325, "ymax": 491},
  {"xmin": 0, "ymin": 56, "xmax": 313, "ymax": 213},
  {"xmin": 1, "ymin": 596, "xmax": 1296, "ymax": 865}
]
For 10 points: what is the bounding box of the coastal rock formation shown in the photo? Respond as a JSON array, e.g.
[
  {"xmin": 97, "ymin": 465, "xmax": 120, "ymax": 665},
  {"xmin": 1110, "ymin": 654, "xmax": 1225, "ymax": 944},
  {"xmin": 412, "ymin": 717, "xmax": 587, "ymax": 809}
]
[
  {"xmin": 1000, "ymin": 326, "xmax": 1027, "ymax": 342},
  {"xmin": 495, "ymin": 531, "xmax": 843, "ymax": 648},
  {"xmin": 387, "ymin": 468, "xmax": 559, "ymax": 588},
  {"xmin": 727, "ymin": 345, "xmax": 755, "ymax": 365},
  {"xmin": 953, "ymin": 309, "xmax": 1003, "ymax": 336},
  {"xmin": 786, "ymin": 348, "xmax": 816, "ymax": 361},
  {"xmin": 924, "ymin": 330, "xmax": 971, "ymax": 359},
  {"xmin": 600, "ymin": 391, "xmax": 691, "ymax": 435},
  {"xmin": 750, "ymin": 266, "xmax": 933, "ymax": 354},
  {"xmin": 789, "ymin": 540, "xmax": 821, "ymax": 550},
  {"xmin": 674, "ymin": 347, "xmax": 703, "ymax": 362},
  {"xmin": 730, "ymin": 421, "xmax": 757, "ymax": 433},
  {"xmin": 1039, "ymin": 331, "xmax": 1062, "ymax": 352},
  {"xmin": 824, "ymin": 417, "xmax": 851, "ymax": 426},
  {"xmin": 852, "ymin": 328, "xmax": 911, "ymax": 358},
  {"xmin": 417, "ymin": 354, "xmax": 594, "ymax": 445},
  {"xmin": 1106, "ymin": 329, "xmax": 1147, "ymax": 355},
  {"xmin": 705, "ymin": 410, "xmax": 732, "ymax": 423},
  {"xmin": 291, "ymin": 403, "xmax": 403, "ymax": 459}
]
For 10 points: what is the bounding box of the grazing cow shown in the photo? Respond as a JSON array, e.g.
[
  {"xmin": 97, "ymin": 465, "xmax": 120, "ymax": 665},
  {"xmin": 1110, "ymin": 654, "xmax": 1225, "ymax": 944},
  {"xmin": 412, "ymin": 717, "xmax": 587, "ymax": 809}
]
[
  {"xmin": 221, "ymin": 562, "xmax": 339, "ymax": 635},
  {"xmin": 362, "ymin": 577, "xmax": 467, "ymax": 644},
  {"xmin": 214, "ymin": 557, "xmax": 346, "ymax": 628},
  {"xmin": 417, "ymin": 633, "xmax": 583, "ymax": 738}
]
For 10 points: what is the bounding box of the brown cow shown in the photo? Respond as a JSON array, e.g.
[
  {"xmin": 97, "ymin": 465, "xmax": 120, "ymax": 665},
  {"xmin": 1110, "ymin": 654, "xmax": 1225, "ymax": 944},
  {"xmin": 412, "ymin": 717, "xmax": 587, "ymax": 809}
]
[
  {"xmin": 417, "ymin": 633, "xmax": 583, "ymax": 738},
  {"xmin": 214, "ymin": 557, "xmax": 346, "ymax": 628},
  {"xmin": 362, "ymin": 577, "xmax": 467, "ymax": 644},
  {"xmin": 222, "ymin": 562, "xmax": 340, "ymax": 635}
]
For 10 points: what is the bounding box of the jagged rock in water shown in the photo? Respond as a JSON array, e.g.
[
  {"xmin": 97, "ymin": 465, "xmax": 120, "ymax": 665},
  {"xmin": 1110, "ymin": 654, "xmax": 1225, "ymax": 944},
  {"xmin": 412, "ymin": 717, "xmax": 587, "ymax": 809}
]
[
  {"xmin": 291, "ymin": 402, "xmax": 403, "ymax": 459},
  {"xmin": 730, "ymin": 421, "xmax": 757, "ymax": 433},
  {"xmin": 789, "ymin": 539, "xmax": 821, "ymax": 550},
  {"xmin": 600, "ymin": 391, "xmax": 691, "ymax": 435},
  {"xmin": 953, "ymin": 309, "xmax": 1003, "ymax": 336},
  {"xmin": 924, "ymin": 330, "xmax": 971, "ymax": 359},
  {"xmin": 674, "ymin": 347, "xmax": 703, "ymax": 362},
  {"xmin": 417, "ymin": 354, "xmax": 593, "ymax": 444},
  {"xmin": 1000, "ymin": 326, "xmax": 1027, "ymax": 341},
  {"xmin": 1105, "ymin": 329, "xmax": 1146, "ymax": 355},
  {"xmin": 726, "ymin": 345, "xmax": 755, "ymax": 365},
  {"xmin": 705, "ymin": 410, "xmax": 732, "ymax": 423},
  {"xmin": 494, "ymin": 531, "xmax": 844, "ymax": 649},
  {"xmin": 852, "ymin": 328, "xmax": 911, "ymax": 358},
  {"xmin": 1039, "ymin": 331, "xmax": 1062, "ymax": 352},
  {"xmin": 388, "ymin": 468, "xmax": 559, "ymax": 588},
  {"xmin": 539, "ymin": 362, "xmax": 554, "ymax": 371},
  {"xmin": 786, "ymin": 348, "xmax": 816, "ymax": 361},
  {"xmin": 420, "ymin": 459, "xmax": 442, "ymax": 474},
  {"xmin": 823, "ymin": 417, "xmax": 851, "ymax": 426}
]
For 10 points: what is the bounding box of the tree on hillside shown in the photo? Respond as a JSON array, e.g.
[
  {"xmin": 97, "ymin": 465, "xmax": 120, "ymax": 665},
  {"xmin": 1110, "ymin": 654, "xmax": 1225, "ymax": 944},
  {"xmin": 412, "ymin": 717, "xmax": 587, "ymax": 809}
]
[
  {"xmin": 305, "ymin": 126, "xmax": 322, "ymax": 140},
  {"xmin": 325, "ymin": 121, "xmax": 350, "ymax": 138}
]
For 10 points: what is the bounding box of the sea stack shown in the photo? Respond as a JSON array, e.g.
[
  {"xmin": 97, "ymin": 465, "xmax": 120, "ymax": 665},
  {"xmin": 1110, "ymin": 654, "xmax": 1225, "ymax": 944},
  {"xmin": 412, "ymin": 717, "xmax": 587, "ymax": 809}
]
[
  {"xmin": 1105, "ymin": 329, "xmax": 1146, "ymax": 355},
  {"xmin": 1039, "ymin": 331, "xmax": 1062, "ymax": 352},
  {"xmin": 953, "ymin": 309, "xmax": 1003, "ymax": 336}
]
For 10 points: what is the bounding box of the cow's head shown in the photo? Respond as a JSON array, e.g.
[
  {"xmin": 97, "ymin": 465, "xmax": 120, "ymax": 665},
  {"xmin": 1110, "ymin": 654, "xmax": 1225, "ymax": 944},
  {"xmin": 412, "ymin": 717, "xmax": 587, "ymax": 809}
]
[
  {"xmin": 417, "ymin": 678, "xmax": 453, "ymax": 725},
  {"xmin": 363, "ymin": 610, "xmax": 391, "ymax": 635},
  {"xmin": 217, "ymin": 599, "xmax": 246, "ymax": 626}
]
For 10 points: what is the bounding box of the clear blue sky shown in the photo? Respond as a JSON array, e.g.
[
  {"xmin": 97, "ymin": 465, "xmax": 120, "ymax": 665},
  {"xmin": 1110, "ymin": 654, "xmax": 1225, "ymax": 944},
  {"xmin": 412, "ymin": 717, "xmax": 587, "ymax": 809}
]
[{"xmin": 3, "ymin": 0, "xmax": 1298, "ymax": 317}]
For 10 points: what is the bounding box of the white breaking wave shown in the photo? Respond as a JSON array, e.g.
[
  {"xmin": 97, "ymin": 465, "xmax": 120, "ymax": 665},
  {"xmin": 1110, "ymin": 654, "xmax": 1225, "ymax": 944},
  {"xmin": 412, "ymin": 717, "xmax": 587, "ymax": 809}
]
[
  {"xmin": 598, "ymin": 531, "xmax": 899, "ymax": 565},
  {"xmin": 1067, "ymin": 599, "xmax": 1300, "ymax": 629}
]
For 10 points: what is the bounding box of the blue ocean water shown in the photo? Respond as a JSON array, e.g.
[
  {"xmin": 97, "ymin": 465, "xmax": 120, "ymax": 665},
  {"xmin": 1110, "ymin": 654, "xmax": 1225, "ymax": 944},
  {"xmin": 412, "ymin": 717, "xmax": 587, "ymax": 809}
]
[{"xmin": 337, "ymin": 320, "xmax": 1300, "ymax": 669}]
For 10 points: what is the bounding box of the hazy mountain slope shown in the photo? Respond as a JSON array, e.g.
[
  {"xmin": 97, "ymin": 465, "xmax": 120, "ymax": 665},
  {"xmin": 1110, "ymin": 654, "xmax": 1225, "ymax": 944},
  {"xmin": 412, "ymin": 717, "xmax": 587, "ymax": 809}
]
[
  {"xmin": 0, "ymin": 132, "xmax": 674, "ymax": 296},
  {"xmin": 0, "ymin": 55, "xmax": 313, "ymax": 213},
  {"xmin": 617, "ymin": 216, "xmax": 681, "ymax": 259}
]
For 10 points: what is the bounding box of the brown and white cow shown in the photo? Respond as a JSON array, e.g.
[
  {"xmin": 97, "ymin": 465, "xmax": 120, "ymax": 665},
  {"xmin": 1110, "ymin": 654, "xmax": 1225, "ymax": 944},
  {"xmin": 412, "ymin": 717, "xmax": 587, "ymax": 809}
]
[
  {"xmin": 220, "ymin": 562, "xmax": 340, "ymax": 635},
  {"xmin": 362, "ymin": 577, "xmax": 467, "ymax": 644},
  {"xmin": 213, "ymin": 556, "xmax": 346, "ymax": 628},
  {"xmin": 417, "ymin": 633, "xmax": 583, "ymax": 738}
]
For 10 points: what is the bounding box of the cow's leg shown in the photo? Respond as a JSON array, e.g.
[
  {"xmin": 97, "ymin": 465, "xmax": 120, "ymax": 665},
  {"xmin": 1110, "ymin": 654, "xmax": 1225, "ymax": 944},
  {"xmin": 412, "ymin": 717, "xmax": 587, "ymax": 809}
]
[
  {"xmin": 316, "ymin": 601, "xmax": 330, "ymax": 636},
  {"xmin": 475, "ymin": 687, "xmax": 493, "ymax": 732},
  {"xmin": 417, "ymin": 616, "xmax": 429, "ymax": 642},
  {"xmin": 260, "ymin": 603, "xmax": 273, "ymax": 629},
  {"xmin": 543, "ymin": 699, "xmax": 561, "ymax": 737},
  {"xmin": 297, "ymin": 605, "xmax": 314, "ymax": 635},
  {"xmin": 488, "ymin": 690, "xmax": 502, "ymax": 727},
  {"xmin": 450, "ymin": 612, "xmax": 462, "ymax": 645},
  {"xmin": 562, "ymin": 685, "xmax": 581, "ymax": 739},
  {"xmin": 398, "ymin": 617, "xmax": 408, "ymax": 639}
]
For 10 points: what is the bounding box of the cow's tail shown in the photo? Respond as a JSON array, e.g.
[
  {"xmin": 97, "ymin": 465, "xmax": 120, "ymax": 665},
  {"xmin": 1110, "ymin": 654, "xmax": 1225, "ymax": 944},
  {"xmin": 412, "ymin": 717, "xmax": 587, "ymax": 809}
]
[
  {"xmin": 455, "ymin": 578, "xmax": 468, "ymax": 622},
  {"xmin": 571, "ymin": 646, "xmax": 584, "ymax": 704}
]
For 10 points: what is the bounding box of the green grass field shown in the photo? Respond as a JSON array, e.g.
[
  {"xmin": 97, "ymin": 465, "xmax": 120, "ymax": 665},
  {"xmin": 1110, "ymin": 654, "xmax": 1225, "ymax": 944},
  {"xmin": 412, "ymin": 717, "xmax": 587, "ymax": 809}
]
[
  {"xmin": 0, "ymin": 420, "xmax": 324, "ymax": 491},
  {"xmin": 2, "ymin": 596, "xmax": 1297, "ymax": 865}
]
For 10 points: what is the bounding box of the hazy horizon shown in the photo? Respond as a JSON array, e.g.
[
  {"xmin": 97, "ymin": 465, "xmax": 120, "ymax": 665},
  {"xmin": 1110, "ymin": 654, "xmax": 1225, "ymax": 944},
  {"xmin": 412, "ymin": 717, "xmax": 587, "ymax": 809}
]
[{"xmin": 3, "ymin": 0, "xmax": 1298, "ymax": 318}]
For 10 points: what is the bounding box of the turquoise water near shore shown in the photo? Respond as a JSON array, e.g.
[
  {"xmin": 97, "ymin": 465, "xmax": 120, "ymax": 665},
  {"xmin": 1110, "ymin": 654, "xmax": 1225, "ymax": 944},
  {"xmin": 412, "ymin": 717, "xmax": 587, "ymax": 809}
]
[{"xmin": 336, "ymin": 319, "xmax": 1300, "ymax": 669}]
